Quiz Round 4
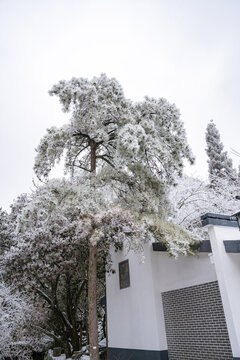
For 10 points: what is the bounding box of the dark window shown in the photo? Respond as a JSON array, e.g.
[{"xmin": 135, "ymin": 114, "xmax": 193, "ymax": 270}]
[{"xmin": 119, "ymin": 259, "xmax": 130, "ymax": 289}]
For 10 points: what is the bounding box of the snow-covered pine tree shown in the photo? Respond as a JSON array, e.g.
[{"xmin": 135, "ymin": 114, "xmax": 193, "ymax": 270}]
[
  {"xmin": 34, "ymin": 74, "xmax": 194, "ymax": 360},
  {"xmin": 205, "ymin": 120, "xmax": 237, "ymax": 181},
  {"xmin": 5, "ymin": 179, "xmax": 147, "ymax": 357}
]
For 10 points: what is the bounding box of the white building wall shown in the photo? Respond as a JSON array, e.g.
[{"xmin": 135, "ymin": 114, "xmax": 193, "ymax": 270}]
[
  {"xmin": 106, "ymin": 242, "xmax": 217, "ymax": 352},
  {"xmin": 207, "ymin": 224, "xmax": 240, "ymax": 358},
  {"xmin": 151, "ymin": 251, "xmax": 217, "ymax": 293},
  {"xmin": 106, "ymin": 242, "xmax": 161, "ymax": 351}
]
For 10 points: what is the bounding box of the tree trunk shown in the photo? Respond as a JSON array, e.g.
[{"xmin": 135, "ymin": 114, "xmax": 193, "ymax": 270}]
[
  {"xmin": 61, "ymin": 339, "xmax": 71, "ymax": 358},
  {"xmin": 79, "ymin": 321, "xmax": 83, "ymax": 349},
  {"xmin": 71, "ymin": 327, "xmax": 80, "ymax": 352},
  {"xmin": 88, "ymin": 140, "xmax": 99, "ymax": 360},
  {"xmin": 88, "ymin": 244, "xmax": 99, "ymax": 360}
]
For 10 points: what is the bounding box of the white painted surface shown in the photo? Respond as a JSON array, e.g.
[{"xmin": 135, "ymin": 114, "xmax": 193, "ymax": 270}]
[
  {"xmin": 106, "ymin": 241, "xmax": 217, "ymax": 351},
  {"xmin": 151, "ymin": 252, "xmax": 217, "ymax": 293},
  {"xmin": 207, "ymin": 225, "xmax": 240, "ymax": 358},
  {"xmin": 106, "ymin": 243, "xmax": 162, "ymax": 351}
]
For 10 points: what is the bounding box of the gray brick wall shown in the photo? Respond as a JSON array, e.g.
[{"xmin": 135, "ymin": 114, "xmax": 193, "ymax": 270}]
[{"xmin": 162, "ymin": 281, "xmax": 233, "ymax": 360}]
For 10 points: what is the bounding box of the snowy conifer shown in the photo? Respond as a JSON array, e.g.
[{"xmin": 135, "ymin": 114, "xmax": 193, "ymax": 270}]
[
  {"xmin": 4, "ymin": 179, "xmax": 148, "ymax": 357},
  {"xmin": 205, "ymin": 120, "xmax": 236, "ymax": 181},
  {"xmin": 34, "ymin": 74, "xmax": 194, "ymax": 360}
]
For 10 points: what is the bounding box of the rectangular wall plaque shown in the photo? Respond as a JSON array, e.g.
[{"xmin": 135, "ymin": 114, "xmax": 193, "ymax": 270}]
[{"xmin": 119, "ymin": 259, "xmax": 130, "ymax": 289}]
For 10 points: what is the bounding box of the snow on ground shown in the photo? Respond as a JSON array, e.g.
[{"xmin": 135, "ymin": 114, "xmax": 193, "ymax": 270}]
[
  {"xmin": 49, "ymin": 348, "xmax": 90, "ymax": 360},
  {"xmin": 49, "ymin": 339, "xmax": 105, "ymax": 360},
  {"xmin": 49, "ymin": 350, "xmax": 67, "ymax": 360},
  {"xmin": 99, "ymin": 338, "xmax": 106, "ymax": 347}
]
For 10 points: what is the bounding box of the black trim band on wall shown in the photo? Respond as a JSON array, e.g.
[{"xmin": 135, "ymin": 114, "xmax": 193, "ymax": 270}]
[
  {"xmin": 108, "ymin": 347, "xmax": 168, "ymax": 360},
  {"xmin": 201, "ymin": 213, "xmax": 238, "ymax": 228},
  {"xmin": 223, "ymin": 240, "xmax": 240, "ymax": 253},
  {"xmin": 152, "ymin": 240, "xmax": 212, "ymax": 253}
]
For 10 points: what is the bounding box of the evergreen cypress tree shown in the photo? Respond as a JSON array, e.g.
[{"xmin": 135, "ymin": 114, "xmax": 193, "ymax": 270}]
[{"xmin": 205, "ymin": 120, "xmax": 237, "ymax": 181}]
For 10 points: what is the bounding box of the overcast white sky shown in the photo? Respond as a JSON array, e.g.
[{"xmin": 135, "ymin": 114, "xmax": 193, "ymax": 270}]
[{"xmin": 1, "ymin": 0, "xmax": 240, "ymax": 211}]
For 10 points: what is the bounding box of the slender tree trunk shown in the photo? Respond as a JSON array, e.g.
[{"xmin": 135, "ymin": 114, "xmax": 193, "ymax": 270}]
[
  {"xmin": 88, "ymin": 140, "xmax": 99, "ymax": 360},
  {"xmin": 61, "ymin": 339, "xmax": 71, "ymax": 358},
  {"xmin": 88, "ymin": 243, "xmax": 99, "ymax": 360},
  {"xmin": 71, "ymin": 325, "xmax": 80, "ymax": 352},
  {"xmin": 79, "ymin": 321, "xmax": 83, "ymax": 349},
  {"xmin": 65, "ymin": 276, "xmax": 81, "ymax": 352}
]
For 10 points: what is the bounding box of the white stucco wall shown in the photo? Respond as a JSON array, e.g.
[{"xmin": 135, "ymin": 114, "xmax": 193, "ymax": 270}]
[
  {"xmin": 151, "ymin": 251, "xmax": 217, "ymax": 293},
  {"xmin": 207, "ymin": 224, "xmax": 240, "ymax": 358},
  {"xmin": 106, "ymin": 241, "xmax": 217, "ymax": 351},
  {"xmin": 106, "ymin": 243, "xmax": 161, "ymax": 351}
]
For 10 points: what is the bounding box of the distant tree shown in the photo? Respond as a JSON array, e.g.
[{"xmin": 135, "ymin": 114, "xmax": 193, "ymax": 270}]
[
  {"xmin": 169, "ymin": 174, "xmax": 240, "ymax": 236},
  {"xmin": 0, "ymin": 194, "xmax": 29, "ymax": 257},
  {"xmin": 0, "ymin": 195, "xmax": 42, "ymax": 360},
  {"xmin": 34, "ymin": 74, "xmax": 194, "ymax": 360},
  {"xmin": 9, "ymin": 193, "xmax": 29, "ymax": 225},
  {"xmin": 0, "ymin": 208, "xmax": 11, "ymax": 255},
  {"xmin": 0, "ymin": 281, "xmax": 45, "ymax": 360},
  {"xmin": 205, "ymin": 120, "xmax": 237, "ymax": 181},
  {"xmin": 230, "ymin": 148, "xmax": 240, "ymax": 182}
]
